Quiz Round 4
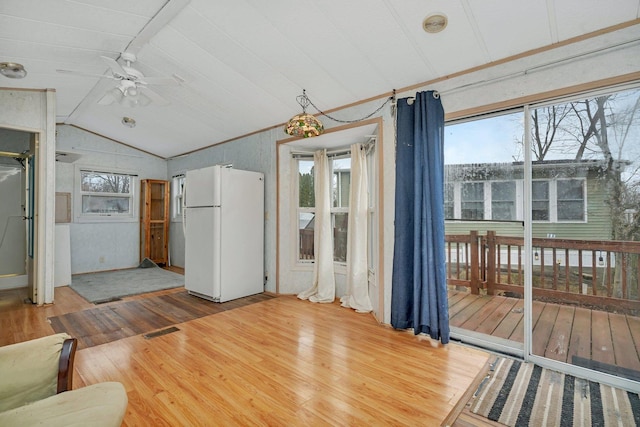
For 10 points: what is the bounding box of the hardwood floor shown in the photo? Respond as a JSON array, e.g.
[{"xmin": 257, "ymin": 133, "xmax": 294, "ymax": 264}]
[{"xmin": 1, "ymin": 286, "xmax": 490, "ymax": 426}]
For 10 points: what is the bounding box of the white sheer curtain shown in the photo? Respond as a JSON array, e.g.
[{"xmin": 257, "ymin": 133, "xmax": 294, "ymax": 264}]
[
  {"xmin": 298, "ymin": 149, "xmax": 335, "ymax": 303},
  {"xmin": 341, "ymin": 143, "xmax": 373, "ymax": 313}
]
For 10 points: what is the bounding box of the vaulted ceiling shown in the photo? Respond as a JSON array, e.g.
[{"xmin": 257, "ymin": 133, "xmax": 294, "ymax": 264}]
[{"xmin": 1, "ymin": 0, "xmax": 639, "ymax": 158}]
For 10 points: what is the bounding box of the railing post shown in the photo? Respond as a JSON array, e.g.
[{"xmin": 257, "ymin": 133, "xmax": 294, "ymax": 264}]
[
  {"xmin": 470, "ymin": 230, "xmax": 479, "ymax": 294},
  {"xmin": 486, "ymin": 230, "xmax": 496, "ymax": 295}
]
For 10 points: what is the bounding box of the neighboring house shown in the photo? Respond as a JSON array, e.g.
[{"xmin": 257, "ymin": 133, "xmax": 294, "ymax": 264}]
[{"xmin": 444, "ymin": 159, "xmax": 623, "ymax": 240}]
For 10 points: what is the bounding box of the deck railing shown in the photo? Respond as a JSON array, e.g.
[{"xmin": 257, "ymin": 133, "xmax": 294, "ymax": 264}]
[{"xmin": 445, "ymin": 231, "xmax": 640, "ymax": 313}]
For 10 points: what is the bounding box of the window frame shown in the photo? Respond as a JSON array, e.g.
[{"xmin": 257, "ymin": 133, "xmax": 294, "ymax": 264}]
[
  {"xmin": 171, "ymin": 174, "xmax": 185, "ymax": 222},
  {"xmin": 292, "ymin": 146, "xmax": 376, "ymax": 267},
  {"xmin": 74, "ymin": 166, "xmax": 138, "ymax": 223}
]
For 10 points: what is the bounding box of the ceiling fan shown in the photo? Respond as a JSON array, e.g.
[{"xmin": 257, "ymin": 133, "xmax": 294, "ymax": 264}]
[{"xmin": 57, "ymin": 52, "xmax": 178, "ymax": 107}]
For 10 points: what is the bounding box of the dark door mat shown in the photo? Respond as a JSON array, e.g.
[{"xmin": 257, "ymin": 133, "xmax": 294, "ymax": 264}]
[{"xmin": 48, "ymin": 291, "xmax": 274, "ymax": 349}]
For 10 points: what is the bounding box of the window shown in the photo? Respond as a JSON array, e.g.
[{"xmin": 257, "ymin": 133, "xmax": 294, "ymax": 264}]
[
  {"xmin": 532, "ymin": 181, "xmax": 549, "ymax": 221},
  {"xmin": 296, "ymin": 157, "xmax": 352, "ymax": 263},
  {"xmin": 332, "ymin": 157, "xmax": 350, "ymax": 262},
  {"xmin": 557, "ymin": 179, "xmax": 585, "ymax": 221},
  {"xmin": 171, "ymin": 174, "xmax": 185, "ymax": 221},
  {"xmin": 444, "ymin": 183, "xmax": 455, "ymax": 219},
  {"xmin": 298, "ymin": 160, "xmax": 315, "ymax": 260},
  {"xmin": 491, "ymin": 181, "xmax": 516, "ymax": 220},
  {"xmin": 295, "ymin": 149, "xmax": 376, "ymax": 265},
  {"xmin": 77, "ymin": 169, "xmax": 136, "ymax": 220},
  {"xmin": 461, "ymin": 182, "xmax": 484, "ymax": 220}
]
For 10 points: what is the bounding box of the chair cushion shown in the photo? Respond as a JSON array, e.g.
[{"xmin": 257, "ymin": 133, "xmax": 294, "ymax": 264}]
[
  {"xmin": 0, "ymin": 333, "xmax": 70, "ymax": 412},
  {"xmin": 0, "ymin": 382, "xmax": 128, "ymax": 427}
]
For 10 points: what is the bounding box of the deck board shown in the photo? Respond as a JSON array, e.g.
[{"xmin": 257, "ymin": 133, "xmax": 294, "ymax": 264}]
[
  {"xmin": 474, "ymin": 297, "xmax": 517, "ymax": 336},
  {"xmin": 609, "ymin": 313, "xmax": 640, "ymax": 371},
  {"xmin": 448, "ymin": 290, "xmax": 640, "ymax": 378},
  {"xmin": 532, "ymin": 304, "xmax": 560, "ymax": 356},
  {"xmin": 591, "ymin": 310, "xmax": 616, "ymax": 365},
  {"xmin": 544, "ymin": 305, "xmax": 574, "ymax": 362},
  {"xmin": 567, "ymin": 307, "xmax": 592, "ymax": 363}
]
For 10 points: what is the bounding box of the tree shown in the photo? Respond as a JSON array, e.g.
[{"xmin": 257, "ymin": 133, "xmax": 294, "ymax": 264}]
[
  {"xmin": 299, "ymin": 169, "xmax": 314, "ymax": 208},
  {"xmin": 528, "ymin": 89, "xmax": 640, "ymax": 298}
]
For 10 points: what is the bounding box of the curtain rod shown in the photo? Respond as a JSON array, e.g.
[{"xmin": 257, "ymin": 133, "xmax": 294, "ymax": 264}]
[
  {"xmin": 291, "ymin": 139, "xmax": 375, "ymax": 159},
  {"xmin": 400, "ymin": 38, "xmax": 640, "ymax": 100}
]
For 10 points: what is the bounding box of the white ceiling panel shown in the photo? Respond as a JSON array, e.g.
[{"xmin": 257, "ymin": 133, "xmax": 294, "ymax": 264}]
[
  {"xmin": 0, "ymin": 16, "xmax": 131, "ymax": 52},
  {"xmin": 66, "ymin": 0, "xmax": 169, "ymax": 18},
  {"xmin": 466, "ymin": 1, "xmax": 553, "ymax": 60},
  {"xmin": 0, "ymin": 0, "xmax": 152, "ymax": 36},
  {"xmin": 553, "ymin": 0, "xmax": 640, "ymax": 40},
  {"xmin": 0, "ymin": 0, "xmax": 637, "ymax": 158}
]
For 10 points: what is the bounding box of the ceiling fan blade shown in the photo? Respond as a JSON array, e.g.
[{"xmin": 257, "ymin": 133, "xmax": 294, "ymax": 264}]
[
  {"xmin": 138, "ymin": 76, "xmax": 179, "ymax": 86},
  {"xmin": 56, "ymin": 69, "xmax": 116, "ymax": 79},
  {"xmin": 100, "ymin": 56, "xmax": 128, "ymax": 77},
  {"xmin": 140, "ymin": 86, "xmax": 169, "ymax": 106}
]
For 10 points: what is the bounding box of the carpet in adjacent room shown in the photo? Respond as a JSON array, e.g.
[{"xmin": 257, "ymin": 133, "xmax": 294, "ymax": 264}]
[{"xmin": 70, "ymin": 265, "xmax": 185, "ymax": 303}]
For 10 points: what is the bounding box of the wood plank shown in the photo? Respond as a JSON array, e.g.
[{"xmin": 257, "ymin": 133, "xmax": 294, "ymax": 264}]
[
  {"xmin": 491, "ymin": 298, "xmax": 524, "ymax": 340},
  {"xmin": 448, "ymin": 293, "xmax": 481, "ymax": 318},
  {"xmin": 474, "ymin": 297, "xmax": 518, "ymax": 336},
  {"xmin": 459, "ymin": 295, "xmax": 509, "ymax": 332},
  {"xmin": 544, "ymin": 305, "xmax": 575, "ymax": 362},
  {"xmin": 591, "ymin": 310, "xmax": 615, "ymax": 365},
  {"xmin": 627, "ymin": 316, "xmax": 640, "ymax": 368},
  {"xmin": 450, "ymin": 296, "xmax": 491, "ymax": 327},
  {"xmin": 567, "ymin": 307, "xmax": 592, "ymax": 364},
  {"xmin": 532, "ymin": 303, "xmax": 560, "ymax": 357},
  {"xmin": 2, "ymin": 287, "xmax": 490, "ymax": 426},
  {"xmin": 609, "ymin": 313, "xmax": 640, "ymax": 372}
]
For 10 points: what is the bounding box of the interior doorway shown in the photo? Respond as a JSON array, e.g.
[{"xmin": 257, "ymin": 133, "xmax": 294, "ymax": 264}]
[{"xmin": 0, "ymin": 128, "xmax": 35, "ymax": 301}]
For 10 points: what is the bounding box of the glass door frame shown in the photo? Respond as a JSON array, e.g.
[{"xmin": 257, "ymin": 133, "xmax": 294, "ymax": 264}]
[{"xmin": 522, "ymin": 99, "xmax": 640, "ymax": 392}]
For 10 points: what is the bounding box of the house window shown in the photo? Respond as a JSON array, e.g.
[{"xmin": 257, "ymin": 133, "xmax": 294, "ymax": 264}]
[
  {"xmin": 295, "ymin": 149, "xmax": 374, "ymax": 265},
  {"xmin": 171, "ymin": 174, "xmax": 185, "ymax": 221},
  {"xmin": 298, "ymin": 160, "xmax": 315, "ymax": 260},
  {"xmin": 557, "ymin": 179, "xmax": 585, "ymax": 221},
  {"xmin": 461, "ymin": 182, "xmax": 484, "ymax": 220},
  {"xmin": 332, "ymin": 157, "xmax": 350, "ymax": 262},
  {"xmin": 532, "ymin": 180, "xmax": 549, "ymax": 221},
  {"xmin": 491, "ymin": 181, "xmax": 516, "ymax": 220},
  {"xmin": 78, "ymin": 169, "xmax": 136, "ymax": 220},
  {"xmin": 444, "ymin": 183, "xmax": 455, "ymax": 219}
]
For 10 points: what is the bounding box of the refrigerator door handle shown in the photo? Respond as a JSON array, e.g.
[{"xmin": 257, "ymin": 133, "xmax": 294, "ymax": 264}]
[{"xmin": 181, "ymin": 183, "xmax": 188, "ymax": 237}]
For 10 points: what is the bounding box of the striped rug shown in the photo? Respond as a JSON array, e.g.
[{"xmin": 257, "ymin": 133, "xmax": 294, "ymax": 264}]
[{"xmin": 469, "ymin": 357, "xmax": 640, "ymax": 426}]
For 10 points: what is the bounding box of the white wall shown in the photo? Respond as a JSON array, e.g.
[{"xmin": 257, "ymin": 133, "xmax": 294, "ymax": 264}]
[{"xmin": 55, "ymin": 125, "xmax": 167, "ymax": 274}]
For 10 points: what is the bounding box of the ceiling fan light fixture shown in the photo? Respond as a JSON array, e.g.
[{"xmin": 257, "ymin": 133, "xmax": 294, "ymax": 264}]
[
  {"xmin": 422, "ymin": 13, "xmax": 448, "ymax": 33},
  {"xmin": 284, "ymin": 90, "xmax": 324, "ymax": 138},
  {"xmin": 0, "ymin": 62, "xmax": 27, "ymax": 79}
]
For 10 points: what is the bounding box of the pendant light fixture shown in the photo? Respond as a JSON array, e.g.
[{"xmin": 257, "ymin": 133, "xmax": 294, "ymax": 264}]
[{"xmin": 284, "ymin": 89, "xmax": 324, "ymax": 138}]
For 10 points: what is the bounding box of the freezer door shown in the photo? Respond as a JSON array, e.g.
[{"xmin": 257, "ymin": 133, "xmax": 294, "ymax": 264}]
[
  {"xmin": 219, "ymin": 168, "xmax": 264, "ymax": 302},
  {"xmin": 185, "ymin": 165, "xmax": 220, "ymax": 207},
  {"xmin": 184, "ymin": 206, "xmax": 221, "ymax": 299}
]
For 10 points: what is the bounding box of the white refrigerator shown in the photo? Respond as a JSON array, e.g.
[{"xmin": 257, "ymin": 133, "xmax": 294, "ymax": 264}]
[{"xmin": 183, "ymin": 165, "xmax": 264, "ymax": 302}]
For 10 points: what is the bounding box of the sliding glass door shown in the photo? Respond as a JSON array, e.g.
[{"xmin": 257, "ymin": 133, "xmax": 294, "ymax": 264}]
[
  {"xmin": 445, "ymin": 84, "xmax": 640, "ymax": 391},
  {"xmin": 445, "ymin": 110, "xmax": 526, "ymax": 356},
  {"xmin": 526, "ymin": 87, "xmax": 640, "ymax": 389}
]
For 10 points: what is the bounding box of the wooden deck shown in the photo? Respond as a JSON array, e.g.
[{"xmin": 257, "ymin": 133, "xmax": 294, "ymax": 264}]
[{"xmin": 448, "ymin": 290, "xmax": 640, "ymax": 381}]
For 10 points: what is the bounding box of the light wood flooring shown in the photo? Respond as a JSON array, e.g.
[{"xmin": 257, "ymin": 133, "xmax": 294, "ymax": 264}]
[{"xmin": 0, "ymin": 285, "xmax": 490, "ymax": 426}]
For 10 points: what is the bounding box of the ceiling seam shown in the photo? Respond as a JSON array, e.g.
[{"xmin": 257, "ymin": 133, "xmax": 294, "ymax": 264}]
[
  {"xmin": 460, "ymin": 0, "xmax": 492, "ymax": 63},
  {"xmin": 379, "ymin": 0, "xmax": 437, "ymax": 77}
]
